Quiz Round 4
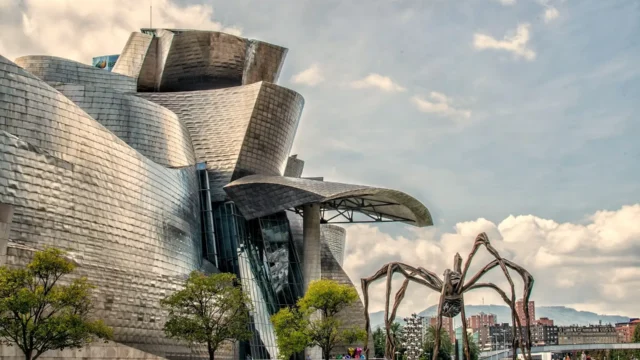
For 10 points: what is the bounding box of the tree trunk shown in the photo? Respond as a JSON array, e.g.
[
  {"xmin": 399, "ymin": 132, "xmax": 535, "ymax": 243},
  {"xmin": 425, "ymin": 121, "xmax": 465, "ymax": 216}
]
[
  {"xmin": 24, "ymin": 349, "xmax": 32, "ymax": 360},
  {"xmin": 324, "ymin": 347, "xmax": 330, "ymax": 360},
  {"xmin": 208, "ymin": 342, "xmax": 215, "ymax": 360}
]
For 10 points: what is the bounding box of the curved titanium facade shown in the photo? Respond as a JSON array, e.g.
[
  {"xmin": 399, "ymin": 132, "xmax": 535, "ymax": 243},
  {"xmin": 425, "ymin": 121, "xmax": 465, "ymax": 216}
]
[
  {"xmin": 15, "ymin": 55, "xmax": 136, "ymax": 92},
  {"xmin": 138, "ymin": 82, "xmax": 304, "ymax": 201},
  {"xmin": 113, "ymin": 29, "xmax": 287, "ymax": 92},
  {"xmin": 284, "ymin": 155, "xmax": 305, "ymax": 178},
  {"xmin": 0, "ymin": 55, "xmax": 202, "ymax": 356},
  {"xmin": 112, "ymin": 32, "xmax": 155, "ymax": 83},
  {"xmin": 321, "ymin": 225, "xmax": 346, "ymax": 267},
  {"xmin": 224, "ymin": 175, "xmax": 433, "ymax": 226},
  {"xmin": 54, "ymin": 83, "xmax": 196, "ymax": 167},
  {"xmin": 1, "ymin": 26, "xmax": 434, "ymax": 360}
]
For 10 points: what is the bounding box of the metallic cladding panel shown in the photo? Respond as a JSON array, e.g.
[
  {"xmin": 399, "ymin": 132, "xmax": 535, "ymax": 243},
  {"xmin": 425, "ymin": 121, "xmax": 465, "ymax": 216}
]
[
  {"xmin": 224, "ymin": 175, "xmax": 433, "ymax": 226},
  {"xmin": 284, "ymin": 155, "xmax": 305, "ymax": 178},
  {"xmin": 138, "ymin": 82, "xmax": 304, "ymax": 201},
  {"xmin": 242, "ymin": 40, "xmax": 288, "ymax": 85},
  {"xmin": 138, "ymin": 84, "xmax": 261, "ymax": 200},
  {"xmin": 161, "ymin": 31, "xmax": 247, "ymax": 91},
  {"xmin": 155, "ymin": 29, "xmax": 175, "ymax": 88},
  {"xmin": 115, "ymin": 29, "xmax": 287, "ymax": 91},
  {"xmin": 15, "ymin": 55, "xmax": 136, "ymax": 93},
  {"xmin": 0, "ymin": 55, "xmax": 202, "ymax": 353},
  {"xmin": 111, "ymin": 32, "xmax": 154, "ymax": 79},
  {"xmin": 320, "ymin": 224, "xmax": 346, "ymax": 267},
  {"xmin": 137, "ymin": 36, "xmax": 160, "ymax": 91},
  {"xmin": 233, "ymin": 83, "xmax": 304, "ymax": 180},
  {"xmin": 54, "ymin": 83, "xmax": 196, "ymax": 167},
  {"xmin": 320, "ymin": 240, "xmax": 375, "ymax": 356}
]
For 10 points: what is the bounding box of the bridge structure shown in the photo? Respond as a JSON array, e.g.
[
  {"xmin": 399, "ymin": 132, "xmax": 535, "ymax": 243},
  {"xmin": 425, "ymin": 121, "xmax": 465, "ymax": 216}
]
[{"xmin": 480, "ymin": 343, "xmax": 640, "ymax": 359}]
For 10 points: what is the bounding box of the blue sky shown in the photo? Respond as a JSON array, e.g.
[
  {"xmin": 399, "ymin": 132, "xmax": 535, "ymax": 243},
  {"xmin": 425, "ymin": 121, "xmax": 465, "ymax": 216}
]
[
  {"xmin": 1, "ymin": 0, "xmax": 639, "ymax": 316},
  {"xmin": 200, "ymin": 0, "xmax": 640, "ymax": 230}
]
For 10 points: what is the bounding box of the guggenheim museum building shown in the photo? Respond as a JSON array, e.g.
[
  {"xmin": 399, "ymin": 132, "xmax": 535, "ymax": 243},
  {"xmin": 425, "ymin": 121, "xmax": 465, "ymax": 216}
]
[{"xmin": 0, "ymin": 29, "xmax": 432, "ymax": 359}]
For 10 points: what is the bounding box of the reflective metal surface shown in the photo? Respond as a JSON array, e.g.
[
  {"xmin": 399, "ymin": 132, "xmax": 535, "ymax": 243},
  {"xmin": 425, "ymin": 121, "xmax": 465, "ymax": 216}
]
[
  {"xmin": 0, "ymin": 55, "xmax": 202, "ymax": 356},
  {"xmin": 321, "ymin": 224, "xmax": 346, "ymax": 267},
  {"xmin": 54, "ymin": 83, "xmax": 196, "ymax": 167},
  {"xmin": 113, "ymin": 29, "xmax": 288, "ymax": 92},
  {"xmin": 15, "ymin": 55, "xmax": 136, "ymax": 92},
  {"xmin": 1, "ymin": 26, "xmax": 432, "ymax": 360},
  {"xmin": 284, "ymin": 154, "xmax": 305, "ymax": 178},
  {"xmin": 138, "ymin": 83, "xmax": 304, "ymax": 201},
  {"xmin": 224, "ymin": 174, "xmax": 434, "ymax": 226}
]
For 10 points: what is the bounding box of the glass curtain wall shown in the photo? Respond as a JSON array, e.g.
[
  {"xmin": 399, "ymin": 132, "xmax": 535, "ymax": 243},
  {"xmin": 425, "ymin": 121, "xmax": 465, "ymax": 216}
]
[{"xmin": 212, "ymin": 202, "xmax": 304, "ymax": 360}]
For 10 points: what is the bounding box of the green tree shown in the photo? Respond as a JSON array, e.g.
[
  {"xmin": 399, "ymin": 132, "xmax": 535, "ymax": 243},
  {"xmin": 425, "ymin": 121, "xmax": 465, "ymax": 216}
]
[
  {"xmin": 0, "ymin": 248, "xmax": 113, "ymax": 360},
  {"xmin": 392, "ymin": 322, "xmax": 405, "ymax": 356},
  {"xmin": 468, "ymin": 336, "xmax": 480, "ymax": 360},
  {"xmin": 632, "ymin": 326, "xmax": 640, "ymax": 343},
  {"xmin": 612, "ymin": 325, "xmax": 640, "ymax": 360},
  {"xmin": 373, "ymin": 327, "xmax": 385, "ymax": 358},
  {"xmin": 271, "ymin": 280, "xmax": 367, "ymax": 360},
  {"xmin": 161, "ymin": 272, "xmax": 252, "ymax": 360},
  {"xmin": 422, "ymin": 326, "xmax": 453, "ymax": 360}
]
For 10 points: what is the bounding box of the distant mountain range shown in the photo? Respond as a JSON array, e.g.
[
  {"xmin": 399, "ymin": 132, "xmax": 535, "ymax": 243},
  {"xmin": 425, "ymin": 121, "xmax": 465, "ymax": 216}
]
[{"xmin": 369, "ymin": 305, "xmax": 630, "ymax": 329}]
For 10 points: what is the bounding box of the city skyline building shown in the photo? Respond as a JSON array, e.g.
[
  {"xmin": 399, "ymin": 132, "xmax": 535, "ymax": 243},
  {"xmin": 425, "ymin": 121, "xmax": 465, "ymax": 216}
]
[
  {"xmin": 516, "ymin": 298, "xmax": 536, "ymax": 327},
  {"xmin": 535, "ymin": 317, "xmax": 555, "ymax": 326},
  {"xmin": 615, "ymin": 318, "xmax": 640, "ymax": 343},
  {"xmin": 424, "ymin": 316, "xmax": 455, "ymax": 343},
  {"xmin": 558, "ymin": 325, "xmax": 618, "ymax": 345},
  {"xmin": 468, "ymin": 312, "xmax": 497, "ymax": 331},
  {"xmin": 0, "ymin": 28, "xmax": 433, "ymax": 360}
]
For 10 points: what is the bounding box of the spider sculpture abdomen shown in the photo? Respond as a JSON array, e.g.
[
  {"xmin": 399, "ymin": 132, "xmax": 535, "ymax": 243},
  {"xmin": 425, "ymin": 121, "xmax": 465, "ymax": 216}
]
[
  {"xmin": 441, "ymin": 295, "xmax": 463, "ymax": 317},
  {"xmin": 441, "ymin": 270, "xmax": 463, "ymax": 317}
]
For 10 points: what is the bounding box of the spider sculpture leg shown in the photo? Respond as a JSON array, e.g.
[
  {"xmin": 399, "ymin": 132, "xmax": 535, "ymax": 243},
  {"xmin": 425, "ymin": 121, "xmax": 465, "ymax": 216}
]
[
  {"xmin": 459, "ymin": 295, "xmax": 471, "ymax": 360},
  {"xmin": 361, "ymin": 262, "xmax": 442, "ymax": 359},
  {"xmin": 432, "ymin": 271, "xmax": 451, "ymax": 360},
  {"xmin": 459, "ymin": 233, "xmax": 535, "ymax": 360},
  {"xmin": 464, "ymin": 258, "xmax": 535, "ymax": 360}
]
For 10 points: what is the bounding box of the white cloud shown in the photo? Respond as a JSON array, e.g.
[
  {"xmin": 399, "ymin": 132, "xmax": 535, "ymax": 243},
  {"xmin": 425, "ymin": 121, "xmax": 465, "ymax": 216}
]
[
  {"xmin": 544, "ymin": 7, "xmax": 560, "ymax": 22},
  {"xmin": 0, "ymin": 0, "xmax": 241, "ymax": 63},
  {"xmin": 498, "ymin": 0, "xmax": 516, "ymax": 5},
  {"xmin": 291, "ymin": 64, "xmax": 325, "ymax": 86},
  {"xmin": 350, "ymin": 73, "xmax": 406, "ymax": 92},
  {"xmin": 411, "ymin": 91, "xmax": 472, "ymax": 121},
  {"xmin": 343, "ymin": 203, "xmax": 640, "ymax": 317},
  {"xmin": 473, "ymin": 23, "xmax": 536, "ymax": 61}
]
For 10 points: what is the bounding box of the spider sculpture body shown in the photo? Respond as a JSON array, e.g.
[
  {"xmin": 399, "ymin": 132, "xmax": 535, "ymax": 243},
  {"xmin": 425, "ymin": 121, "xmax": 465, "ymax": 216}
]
[{"xmin": 361, "ymin": 233, "xmax": 534, "ymax": 360}]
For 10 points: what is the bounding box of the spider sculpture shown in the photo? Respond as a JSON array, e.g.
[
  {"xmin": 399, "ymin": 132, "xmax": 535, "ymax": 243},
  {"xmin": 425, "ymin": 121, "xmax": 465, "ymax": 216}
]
[{"xmin": 361, "ymin": 232, "xmax": 534, "ymax": 360}]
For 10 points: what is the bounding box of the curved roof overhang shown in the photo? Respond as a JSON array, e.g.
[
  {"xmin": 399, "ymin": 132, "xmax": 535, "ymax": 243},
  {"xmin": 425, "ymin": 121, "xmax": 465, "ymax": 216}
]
[{"xmin": 223, "ymin": 175, "xmax": 433, "ymax": 227}]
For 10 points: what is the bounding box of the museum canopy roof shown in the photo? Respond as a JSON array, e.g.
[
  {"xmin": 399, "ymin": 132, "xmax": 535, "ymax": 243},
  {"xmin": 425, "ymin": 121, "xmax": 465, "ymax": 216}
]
[{"xmin": 223, "ymin": 175, "xmax": 433, "ymax": 227}]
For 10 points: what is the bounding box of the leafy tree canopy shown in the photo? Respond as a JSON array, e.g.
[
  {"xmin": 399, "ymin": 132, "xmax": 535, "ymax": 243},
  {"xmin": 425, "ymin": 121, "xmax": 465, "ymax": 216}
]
[
  {"xmin": 161, "ymin": 271, "xmax": 253, "ymax": 360},
  {"xmin": 373, "ymin": 327, "xmax": 385, "ymax": 358},
  {"xmin": 272, "ymin": 280, "xmax": 367, "ymax": 360},
  {"xmin": 0, "ymin": 248, "xmax": 112, "ymax": 360},
  {"xmin": 422, "ymin": 325, "xmax": 453, "ymax": 360}
]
